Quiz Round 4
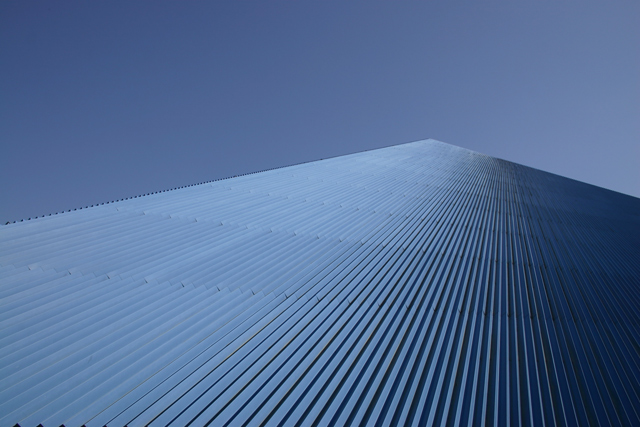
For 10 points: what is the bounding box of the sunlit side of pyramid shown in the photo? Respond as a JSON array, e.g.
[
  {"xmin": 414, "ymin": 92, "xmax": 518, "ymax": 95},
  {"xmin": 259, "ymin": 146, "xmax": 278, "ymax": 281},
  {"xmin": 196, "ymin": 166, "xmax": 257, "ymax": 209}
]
[{"xmin": 1, "ymin": 139, "xmax": 639, "ymax": 426}]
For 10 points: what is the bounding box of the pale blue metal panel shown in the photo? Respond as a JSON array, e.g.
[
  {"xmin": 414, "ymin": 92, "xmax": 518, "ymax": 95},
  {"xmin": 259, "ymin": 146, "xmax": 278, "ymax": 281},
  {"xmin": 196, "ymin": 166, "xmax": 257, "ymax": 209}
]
[{"xmin": 0, "ymin": 139, "xmax": 639, "ymax": 426}]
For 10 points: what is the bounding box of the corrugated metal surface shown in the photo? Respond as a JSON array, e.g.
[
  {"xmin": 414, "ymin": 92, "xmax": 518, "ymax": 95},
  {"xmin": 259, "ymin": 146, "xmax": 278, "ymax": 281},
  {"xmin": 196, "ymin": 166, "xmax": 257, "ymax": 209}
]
[{"xmin": 1, "ymin": 139, "xmax": 639, "ymax": 426}]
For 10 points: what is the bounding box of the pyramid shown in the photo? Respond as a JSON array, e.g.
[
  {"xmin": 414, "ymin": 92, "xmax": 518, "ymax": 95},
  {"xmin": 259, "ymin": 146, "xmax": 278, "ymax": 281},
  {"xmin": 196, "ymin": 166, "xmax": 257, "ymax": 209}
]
[{"xmin": 1, "ymin": 139, "xmax": 639, "ymax": 426}]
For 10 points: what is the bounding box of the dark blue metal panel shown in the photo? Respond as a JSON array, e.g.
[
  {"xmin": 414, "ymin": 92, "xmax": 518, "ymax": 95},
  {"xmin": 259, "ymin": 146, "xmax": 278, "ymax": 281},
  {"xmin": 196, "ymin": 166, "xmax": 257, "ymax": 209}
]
[{"xmin": 0, "ymin": 139, "xmax": 638, "ymax": 426}]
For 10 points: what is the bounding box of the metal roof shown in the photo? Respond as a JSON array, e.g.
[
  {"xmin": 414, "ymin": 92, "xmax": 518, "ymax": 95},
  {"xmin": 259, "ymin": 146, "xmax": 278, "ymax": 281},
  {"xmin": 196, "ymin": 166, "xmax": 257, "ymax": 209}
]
[{"xmin": 1, "ymin": 139, "xmax": 639, "ymax": 426}]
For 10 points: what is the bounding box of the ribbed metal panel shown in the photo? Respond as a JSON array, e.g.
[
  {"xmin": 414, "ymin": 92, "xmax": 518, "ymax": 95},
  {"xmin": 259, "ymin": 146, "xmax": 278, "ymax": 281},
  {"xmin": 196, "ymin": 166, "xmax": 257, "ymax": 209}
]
[{"xmin": 1, "ymin": 139, "xmax": 639, "ymax": 426}]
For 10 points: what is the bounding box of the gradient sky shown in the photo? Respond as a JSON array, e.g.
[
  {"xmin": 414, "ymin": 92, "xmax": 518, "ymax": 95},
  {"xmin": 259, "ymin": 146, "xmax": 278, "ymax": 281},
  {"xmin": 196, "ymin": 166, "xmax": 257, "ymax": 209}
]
[{"xmin": 1, "ymin": 1, "xmax": 638, "ymax": 223}]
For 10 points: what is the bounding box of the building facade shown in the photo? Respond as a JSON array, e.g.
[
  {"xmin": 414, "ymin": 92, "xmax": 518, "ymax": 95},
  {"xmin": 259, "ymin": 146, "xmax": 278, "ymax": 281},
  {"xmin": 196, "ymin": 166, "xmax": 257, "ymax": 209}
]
[{"xmin": 1, "ymin": 139, "xmax": 639, "ymax": 426}]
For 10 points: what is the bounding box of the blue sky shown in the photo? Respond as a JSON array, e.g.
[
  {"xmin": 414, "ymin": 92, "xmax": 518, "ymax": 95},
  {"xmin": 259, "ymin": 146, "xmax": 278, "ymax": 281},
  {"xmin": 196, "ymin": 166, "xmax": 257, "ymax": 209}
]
[{"xmin": 1, "ymin": 1, "xmax": 638, "ymax": 223}]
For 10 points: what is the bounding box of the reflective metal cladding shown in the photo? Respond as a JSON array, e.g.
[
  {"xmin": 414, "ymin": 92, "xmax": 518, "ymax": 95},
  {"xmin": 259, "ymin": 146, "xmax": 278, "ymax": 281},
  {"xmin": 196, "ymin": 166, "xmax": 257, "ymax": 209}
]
[{"xmin": 1, "ymin": 139, "xmax": 639, "ymax": 426}]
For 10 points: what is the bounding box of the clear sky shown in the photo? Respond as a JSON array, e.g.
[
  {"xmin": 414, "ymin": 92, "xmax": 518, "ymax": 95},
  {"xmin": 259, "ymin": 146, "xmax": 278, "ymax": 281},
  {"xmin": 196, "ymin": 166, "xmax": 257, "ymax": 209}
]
[{"xmin": 1, "ymin": 1, "xmax": 638, "ymax": 223}]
